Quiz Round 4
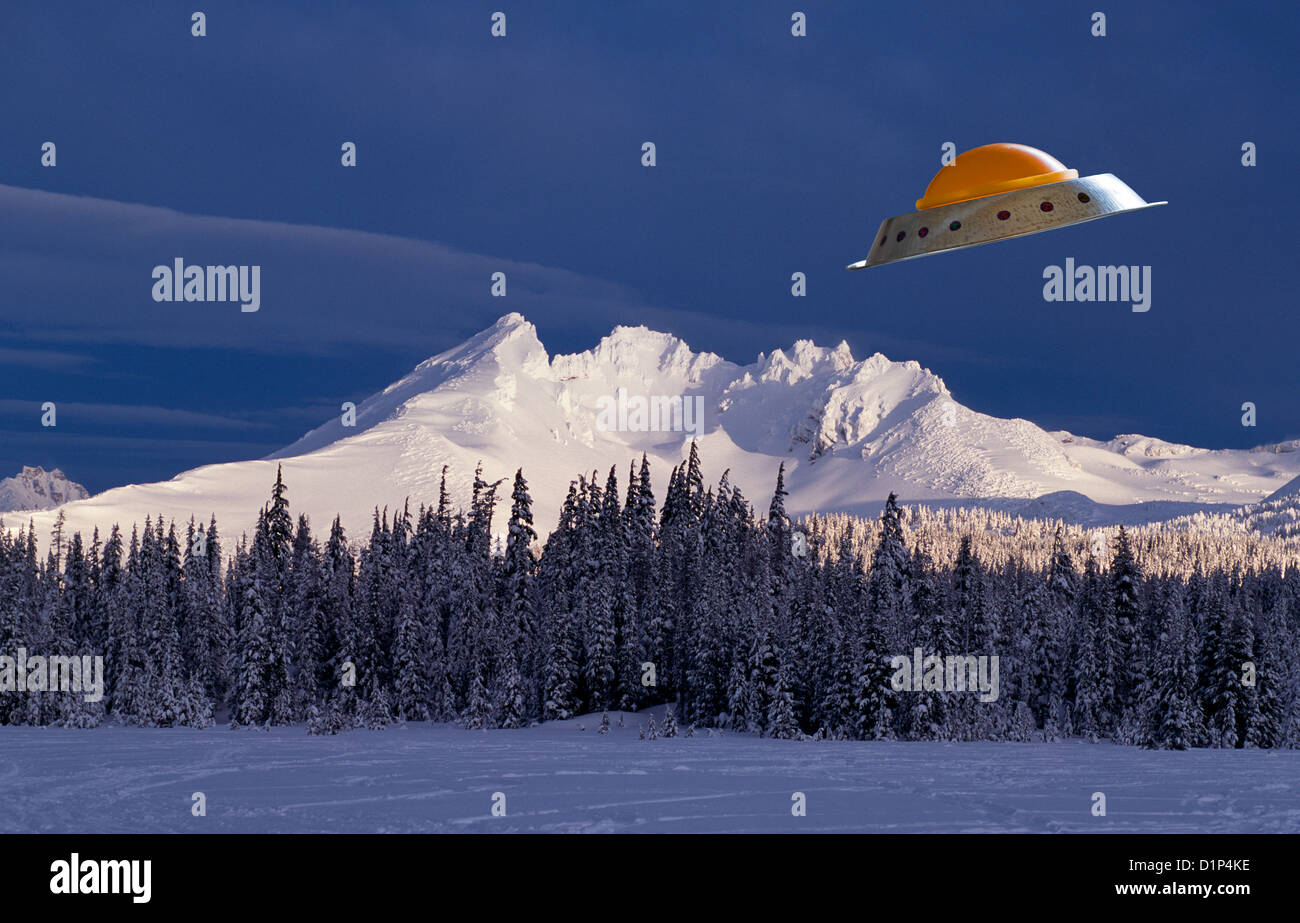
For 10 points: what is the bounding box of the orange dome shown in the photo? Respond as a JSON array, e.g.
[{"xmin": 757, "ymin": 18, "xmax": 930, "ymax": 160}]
[{"xmin": 915, "ymin": 143, "xmax": 1079, "ymax": 210}]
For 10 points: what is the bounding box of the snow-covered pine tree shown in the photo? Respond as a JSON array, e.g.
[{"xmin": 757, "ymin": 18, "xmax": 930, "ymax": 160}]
[
  {"xmin": 578, "ymin": 475, "xmax": 617, "ymax": 712},
  {"xmin": 140, "ymin": 519, "xmax": 191, "ymax": 726},
  {"xmin": 502, "ymin": 469, "xmax": 538, "ymax": 687},
  {"xmin": 1197, "ymin": 575, "xmax": 1256, "ymax": 749},
  {"xmin": 621, "ymin": 456, "xmax": 657, "ymax": 709},
  {"xmin": 1110, "ymin": 527, "xmax": 1144, "ymax": 714},
  {"xmin": 232, "ymin": 566, "xmax": 273, "ymax": 725},
  {"xmin": 494, "ymin": 646, "xmax": 527, "ymax": 729},
  {"xmin": 1143, "ymin": 584, "xmax": 1201, "ymax": 749},
  {"xmin": 1077, "ymin": 554, "xmax": 1118, "ymax": 736},
  {"xmin": 765, "ymin": 657, "xmax": 799, "ymax": 740},
  {"xmin": 542, "ymin": 615, "xmax": 578, "ymax": 721},
  {"xmin": 1248, "ymin": 596, "xmax": 1291, "ymax": 748},
  {"xmin": 462, "ymin": 655, "xmax": 492, "ymax": 730},
  {"xmin": 288, "ymin": 515, "xmax": 327, "ymax": 713},
  {"xmin": 319, "ymin": 515, "xmax": 354, "ymax": 704},
  {"xmin": 905, "ymin": 542, "xmax": 953, "ymax": 741},
  {"xmin": 868, "ymin": 494, "xmax": 911, "ymax": 652},
  {"xmin": 106, "ymin": 524, "xmax": 146, "ymax": 722},
  {"xmin": 196, "ymin": 516, "xmax": 229, "ymax": 700},
  {"xmin": 265, "ymin": 464, "xmax": 295, "ymax": 572},
  {"xmin": 1016, "ymin": 576, "xmax": 1060, "ymax": 732},
  {"xmin": 662, "ymin": 705, "xmax": 679, "ymax": 737},
  {"xmin": 765, "ymin": 462, "xmax": 797, "ymax": 611},
  {"xmin": 598, "ymin": 465, "xmax": 639, "ymax": 714},
  {"xmin": 1072, "ymin": 605, "xmax": 1106, "ymax": 743},
  {"xmin": 392, "ymin": 576, "xmax": 430, "ymax": 721}
]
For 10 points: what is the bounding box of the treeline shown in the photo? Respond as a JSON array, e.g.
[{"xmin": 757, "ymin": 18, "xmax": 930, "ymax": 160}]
[{"xmin": 1, "ymin": 443, "xmax": 1298, "ymax": 749}]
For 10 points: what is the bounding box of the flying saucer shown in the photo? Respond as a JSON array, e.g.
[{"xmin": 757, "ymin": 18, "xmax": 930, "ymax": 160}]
[{"xmin": 846, "ymin": 143, "xmax": 1166, "ymax": 270}]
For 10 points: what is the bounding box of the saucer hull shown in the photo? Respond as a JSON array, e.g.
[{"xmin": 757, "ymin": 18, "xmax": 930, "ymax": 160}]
[{"xmin": 847, "ymin": 173, "xmax": 1166, "ymax": 270}]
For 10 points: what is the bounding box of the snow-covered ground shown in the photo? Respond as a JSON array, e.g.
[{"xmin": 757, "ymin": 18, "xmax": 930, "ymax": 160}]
[{"xmin": 2, "ymin": 712, "xmax": 1296, "ymax": 834}]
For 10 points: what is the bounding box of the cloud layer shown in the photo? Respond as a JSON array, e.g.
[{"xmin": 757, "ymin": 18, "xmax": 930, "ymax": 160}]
[{"xmin": 0, "ymin": 183, "xmax": 656, "ymax": 355}]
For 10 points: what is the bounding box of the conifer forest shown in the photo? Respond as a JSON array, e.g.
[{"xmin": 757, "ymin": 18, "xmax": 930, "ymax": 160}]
[{"xmin": 3, "ymin": 443, "xmax": 1296, "ymax": 751}]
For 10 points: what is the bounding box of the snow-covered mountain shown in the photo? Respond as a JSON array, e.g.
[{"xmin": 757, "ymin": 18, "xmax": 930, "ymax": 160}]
[
  {"xmin": 9, "ymin": 313, "xmax": 1300, "ymax": 546},
  {"xmin": 0, "ymin": 466, "xmax": 89, "ymax": 513}
]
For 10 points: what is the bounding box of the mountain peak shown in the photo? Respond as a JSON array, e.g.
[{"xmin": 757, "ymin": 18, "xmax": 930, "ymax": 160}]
[
  {"xmin": 19, "ymin": 315, "xmax": 1300, "ymax": 554},
  {"xmin": 0, "ymin": 465, "xmax": 90, "ymax": 513},
  {"xmin": 419, "ymin": 312, "xmax": 546, "ymax": 372},
  {"xmin": 552, "ymin": 323, "xmax": 728, "ymax": 385},
  {"xmin": 495, "ymin": 311, "xmax": 529, "ymax": 329}
]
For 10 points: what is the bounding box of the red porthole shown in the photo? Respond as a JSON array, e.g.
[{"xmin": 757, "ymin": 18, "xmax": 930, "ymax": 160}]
[
  {"xmin": 996, "ymin": 210, "xmax": 1010, "ymax": 220},
  {"xmin": 1040, "ymin": 201, "xmax": 1053, "ymax": 212},
  {"xmin": 918, "ymin": 227, "xmax": 929, "ymax": 238}
]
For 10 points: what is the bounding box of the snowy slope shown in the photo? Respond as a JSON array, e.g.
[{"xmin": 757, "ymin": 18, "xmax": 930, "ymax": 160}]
[
  {"xmin": 10, "ymin": 313, "xmax": 1300, "ymax": 546},
  {"xmin": 0, "ymin": 466, "xmax": 89, "ymax": 513},
  {"xmin": 1266, "ymin": 472, "xmax": 1300, "ymax": 502},
  {"xmin": 1158, "ymin": 471, "xmax": 1300, "ymax": 538}
]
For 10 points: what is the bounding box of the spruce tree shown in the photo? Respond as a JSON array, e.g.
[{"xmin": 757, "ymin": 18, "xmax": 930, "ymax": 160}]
[
  {"xmin": 1110, "ymin": 527, "xmax": 1143, "ymax": 713},
  {"xmin": 1143, "ymin": 586, "xmax": 1200, "ymax": 749}
]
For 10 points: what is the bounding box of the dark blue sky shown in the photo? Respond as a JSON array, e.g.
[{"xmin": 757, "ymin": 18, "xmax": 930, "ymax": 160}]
[{"xmin": 2, "ymin": 0, "xmax": 1296, "ymax": 493}]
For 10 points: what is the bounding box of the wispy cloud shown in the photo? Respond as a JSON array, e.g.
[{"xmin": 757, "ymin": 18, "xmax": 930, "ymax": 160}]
[
  {"xmin": 0, "ymin": 184, "xmax": 662, "ymax": 356},
  {"xmin": 0, "ymin": 399, "xmax": 272, "ymax": 431},
  {"xmin": 1, "ymin": 183, "xmax": 952, "ymax": 373},
  {"xmin": 0, "ymin": 347, "xmax": 96, "ymax": 371}
]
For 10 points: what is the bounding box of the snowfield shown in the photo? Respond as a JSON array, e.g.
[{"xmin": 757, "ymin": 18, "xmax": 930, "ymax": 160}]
[{"xmin": 2, "ymin": 713, "xmax": 1296, "ymax": 834}]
